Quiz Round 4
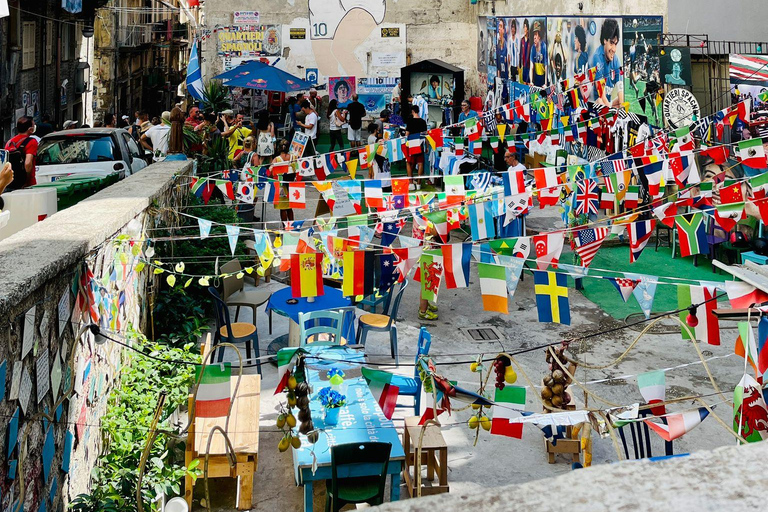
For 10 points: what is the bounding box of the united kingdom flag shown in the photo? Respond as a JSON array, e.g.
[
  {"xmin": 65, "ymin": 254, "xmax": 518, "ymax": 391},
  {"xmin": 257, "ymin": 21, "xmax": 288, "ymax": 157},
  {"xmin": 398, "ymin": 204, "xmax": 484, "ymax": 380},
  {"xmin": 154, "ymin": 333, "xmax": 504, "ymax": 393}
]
[{"xmin": 575, "ymin": 179, "xmax": 600, "ymax": 215}]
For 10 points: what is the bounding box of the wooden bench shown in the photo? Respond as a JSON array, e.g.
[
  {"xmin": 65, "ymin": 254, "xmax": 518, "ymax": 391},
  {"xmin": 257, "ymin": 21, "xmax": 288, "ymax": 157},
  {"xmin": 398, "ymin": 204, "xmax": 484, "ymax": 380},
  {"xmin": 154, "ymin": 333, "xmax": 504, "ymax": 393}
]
[{"xmin": 185, "ymin": 342, "xmax": 261, "ymax": 510}]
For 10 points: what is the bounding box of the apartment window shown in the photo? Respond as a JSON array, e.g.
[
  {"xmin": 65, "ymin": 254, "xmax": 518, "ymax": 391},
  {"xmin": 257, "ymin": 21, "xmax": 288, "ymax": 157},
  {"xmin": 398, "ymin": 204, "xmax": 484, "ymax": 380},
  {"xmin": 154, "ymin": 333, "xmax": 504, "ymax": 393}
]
[
  {"xmin": 22, "ymin": 22, "xmax": 36, "ymax": 70},
  {"xmin": 62, "ymin": 23, "xmax": 73, "ymax": 61},
  {"xmin": 75, "ymin": 22, "xmax": 84, "ymax": 59},
  {"xmin": 46, "ymin": 21, "xmax": 54, "ymax": 65}
]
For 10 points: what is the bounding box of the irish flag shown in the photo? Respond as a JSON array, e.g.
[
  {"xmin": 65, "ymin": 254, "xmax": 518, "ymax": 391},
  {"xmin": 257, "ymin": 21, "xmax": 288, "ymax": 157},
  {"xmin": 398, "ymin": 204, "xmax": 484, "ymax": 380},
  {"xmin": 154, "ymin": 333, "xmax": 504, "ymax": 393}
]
[
  {"xmin": 645, "ymin": 408, "xmax": 709, "ymax": 442},
  {"xmin": 361, "ymin": 367, "xmax": 400, "ymax": 420},
  {"xmin": 490, "ymin": 385, "xmax": 526, "ymax": 438},
  {"xmin": 196, "ymin": 363, "xmax": 231, "ymax": 417},
  {"xmin": 737, "ymin": 138, "xmax": 767, "ymax": 169},
  {"xmin": 478, "ymin": 263, "xmax": 508, "ymax": 313},
  {"xmin": 441, "ymin": 243, "xmax": 472, "ymax": 289},
  {"xmin": 637, "ymin": 370, "xmax": 666, "ymax": 415},
  {"xmin": 275, "ymin": 348, "xmax": 301, "ymax": 394}
]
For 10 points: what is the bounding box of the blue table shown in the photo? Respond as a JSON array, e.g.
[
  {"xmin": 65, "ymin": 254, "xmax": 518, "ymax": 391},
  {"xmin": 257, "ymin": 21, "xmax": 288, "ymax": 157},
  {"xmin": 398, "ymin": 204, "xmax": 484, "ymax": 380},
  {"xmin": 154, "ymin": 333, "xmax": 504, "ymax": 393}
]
[
  {"xmin": 292, "ymin": 347, "xmax": 404, "ymax": 511},
  {"xmin": 265, "ymin": 286, "xmax": 353, "ymax": 349}
]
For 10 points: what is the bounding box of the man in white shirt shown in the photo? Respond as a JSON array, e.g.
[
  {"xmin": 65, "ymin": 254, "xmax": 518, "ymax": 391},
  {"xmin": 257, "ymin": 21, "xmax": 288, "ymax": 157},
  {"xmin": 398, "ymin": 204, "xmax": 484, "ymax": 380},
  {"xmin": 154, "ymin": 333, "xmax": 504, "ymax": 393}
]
[
  {"xmin": 504, "ymin": 150, "xmax": 528, "ymax": 179},
  {"xmin": 297, "ymin": 100, "xmax": 319, "ymax": 154},
  {"xmin": 141, "ymin": 111, "xmax": 171, "ymax": 161}
]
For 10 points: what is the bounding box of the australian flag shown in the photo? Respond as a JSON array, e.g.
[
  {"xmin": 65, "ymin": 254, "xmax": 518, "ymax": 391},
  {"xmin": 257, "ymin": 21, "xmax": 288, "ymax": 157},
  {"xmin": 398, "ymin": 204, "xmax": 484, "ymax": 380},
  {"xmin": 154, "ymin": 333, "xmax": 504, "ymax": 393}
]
[
  {"xmin": 381, "ymin": 220, "xmax": 404, "ymax": 247},
  {"xmin": 376, "ymin": 253, "xmax": 398, "ymax": 292}
]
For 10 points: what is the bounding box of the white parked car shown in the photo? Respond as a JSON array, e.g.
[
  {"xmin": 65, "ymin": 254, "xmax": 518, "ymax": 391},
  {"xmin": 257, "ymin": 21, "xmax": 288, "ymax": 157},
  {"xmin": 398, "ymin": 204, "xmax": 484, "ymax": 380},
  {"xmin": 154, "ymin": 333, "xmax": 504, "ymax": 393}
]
[{"xmin": 36, "ymin": 128, "xmax": 150, "ymax": 182}]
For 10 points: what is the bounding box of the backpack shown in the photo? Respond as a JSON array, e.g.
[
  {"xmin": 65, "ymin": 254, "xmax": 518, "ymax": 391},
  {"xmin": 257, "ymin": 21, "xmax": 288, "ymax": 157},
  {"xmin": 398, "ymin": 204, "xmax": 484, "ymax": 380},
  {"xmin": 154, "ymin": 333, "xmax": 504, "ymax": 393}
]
[{"xmin": 6, "ymin": 136, "xmax": 32, "ymax": 190}]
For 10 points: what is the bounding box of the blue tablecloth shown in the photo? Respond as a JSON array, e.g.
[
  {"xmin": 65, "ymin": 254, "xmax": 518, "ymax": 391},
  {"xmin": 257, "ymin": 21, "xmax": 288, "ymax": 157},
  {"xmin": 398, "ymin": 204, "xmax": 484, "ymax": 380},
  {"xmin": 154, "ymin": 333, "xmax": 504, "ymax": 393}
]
[
  {"xmin": 266, "ymin": 286, "xmax": 354, "ymax": 341},
  {"xmin": 291, "ymin": 346, "xmax": 403, "ymax": 511}
]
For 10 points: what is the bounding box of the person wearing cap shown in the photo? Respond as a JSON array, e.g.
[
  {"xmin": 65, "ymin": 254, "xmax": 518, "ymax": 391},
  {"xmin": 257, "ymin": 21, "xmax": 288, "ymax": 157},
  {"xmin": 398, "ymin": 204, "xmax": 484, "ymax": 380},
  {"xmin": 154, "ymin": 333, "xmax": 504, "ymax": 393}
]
[
  {"xmin": 63, "ymin": 120, "xmax": 78, "ymax": 130},
  {"xmin": 129, "ymin": 111, "xmax": 148, "ymax": 140},
  {"xmin": 308, "ymin": 87, "xmax": 321, "ymax": 115},
  {"xmin": 141, "ymin": 111, "xmax": 171, "ymax": 161}
]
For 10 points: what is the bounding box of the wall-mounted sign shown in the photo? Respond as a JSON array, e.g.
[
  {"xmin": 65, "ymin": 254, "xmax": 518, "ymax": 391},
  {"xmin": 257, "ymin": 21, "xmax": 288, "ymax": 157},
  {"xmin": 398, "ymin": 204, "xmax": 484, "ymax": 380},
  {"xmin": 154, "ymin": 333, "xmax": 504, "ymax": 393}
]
[
  {"xmin": 290, "ymin": 28, "xmax": 306, "ymax": 40},
  {"xmin": 663, "ymin": 87, "xmax": 700, "ymax": 129},
  {"xmin": 233, "ymin": 11, "xmax": 259, "ymax": 25},
  {"xmin": 306, "ymin": 68, "xmax": 319, "ymax": 84},
  {"xmin": 381, "ymin": 27, "xmax": 400, "ymax": 38},
  {"xmin": 217, "ymin": 25, "xmax": 282, "ymax": 57}
]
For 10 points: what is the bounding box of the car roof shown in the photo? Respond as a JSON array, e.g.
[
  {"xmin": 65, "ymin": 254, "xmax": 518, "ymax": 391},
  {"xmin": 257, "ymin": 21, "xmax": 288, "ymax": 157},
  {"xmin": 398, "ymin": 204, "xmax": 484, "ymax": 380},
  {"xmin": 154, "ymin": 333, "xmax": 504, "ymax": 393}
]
[{"xmin": 43, "ymin": 128, "xmax": 128, "ymax": 138}]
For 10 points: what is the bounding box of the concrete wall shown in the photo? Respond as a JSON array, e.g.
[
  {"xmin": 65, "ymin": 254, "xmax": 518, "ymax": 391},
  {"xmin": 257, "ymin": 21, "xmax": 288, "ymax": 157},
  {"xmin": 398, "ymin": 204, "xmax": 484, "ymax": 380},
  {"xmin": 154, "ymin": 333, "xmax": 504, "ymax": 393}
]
[
  {"xmin": 0, "ymin": 159, "xmax": 192, "ymax": 511},
  {"xmin": 479, "ymin": 0, "xmax": 668, "ymax": 18},
  {"xmin": 667, "ymin": 0, "xmax": 768, "ymax": 42},
  {"xmin": 200, "ymin": 0, "xmax": 478, "ymax": 94},
  {"xmin": 376, "ymin": 440, "xmax": 768, "ymax": 512}
]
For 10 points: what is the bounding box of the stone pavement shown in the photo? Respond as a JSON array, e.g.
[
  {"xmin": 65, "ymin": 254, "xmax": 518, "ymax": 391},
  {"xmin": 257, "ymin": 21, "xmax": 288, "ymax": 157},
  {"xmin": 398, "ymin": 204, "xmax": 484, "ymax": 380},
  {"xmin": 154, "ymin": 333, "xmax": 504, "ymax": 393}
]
[{"xmin": 192, "ymin": 193, "xmax": 747, "ymax": 511}]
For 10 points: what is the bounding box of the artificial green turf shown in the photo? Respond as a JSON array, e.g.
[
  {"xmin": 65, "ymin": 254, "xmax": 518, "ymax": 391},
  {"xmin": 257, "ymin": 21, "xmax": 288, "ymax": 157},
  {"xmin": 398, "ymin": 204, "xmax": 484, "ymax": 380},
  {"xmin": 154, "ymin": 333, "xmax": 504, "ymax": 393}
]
[{"xmin": 565, "ymin": 244, "xmax": 729, "ymax": 320}]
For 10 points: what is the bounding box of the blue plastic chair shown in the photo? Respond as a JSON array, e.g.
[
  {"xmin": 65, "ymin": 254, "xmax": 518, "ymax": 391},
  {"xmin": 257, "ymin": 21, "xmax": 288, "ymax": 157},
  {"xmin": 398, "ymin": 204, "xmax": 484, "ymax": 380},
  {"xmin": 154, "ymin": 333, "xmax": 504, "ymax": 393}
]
[
  {"xmin": 389, "ymin": 327, "xmax": 431, "ymax": 416},
  {"xmin": 298, "ymin": 309, "xmax": 345, "ymax": 346},
  {"xmin": 355, "ymin": 279, "xmax": 409, "ymax": 365}
]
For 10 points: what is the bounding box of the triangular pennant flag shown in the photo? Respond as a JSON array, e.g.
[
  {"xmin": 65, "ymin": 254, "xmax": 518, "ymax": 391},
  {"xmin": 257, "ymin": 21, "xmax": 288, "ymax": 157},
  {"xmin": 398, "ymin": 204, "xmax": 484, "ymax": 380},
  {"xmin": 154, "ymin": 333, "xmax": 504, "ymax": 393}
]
[
  {"xmin": 625, "ymin": 272, "xmax": 657, "ymax": 319},
  {"xmin": 608, "ymin": 277, "xmax": 639, "ymax": 302},
  {"xmin": 645, "ymin": 408, "xmax": 709, "ymax": 441},
  {"xmin": 497, "ymin": 255, "xmax": 525, "ymax": 297},
  {"xmin": 637, "ymin": 370, "xmax": 666, "ymax": 416},
  {"xmin": 628, "ymin": 220, "xmax": 655, "ymax": 263},
  {"xmin": 198, "ymin": 218, "xmax": 212, "ymax": 239},
  {"xmin": 360, "ymin": 367, "xmax": 400, "ymax": 420},
  {"xmin": 225, "ymin": 225, "xmax": 240, "ymax": 255}
]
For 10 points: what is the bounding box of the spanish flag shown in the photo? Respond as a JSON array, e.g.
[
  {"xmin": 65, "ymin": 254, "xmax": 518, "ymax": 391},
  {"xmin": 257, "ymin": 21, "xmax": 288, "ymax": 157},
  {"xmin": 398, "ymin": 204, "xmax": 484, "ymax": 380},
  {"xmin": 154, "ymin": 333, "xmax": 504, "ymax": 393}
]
[
  {"xmin": 291, "ymin": 252, "xmax": 324, "ymax": 298},
  {"xmin": 342, "ymin": 250, "xmax": 375, "ymax": 297}
]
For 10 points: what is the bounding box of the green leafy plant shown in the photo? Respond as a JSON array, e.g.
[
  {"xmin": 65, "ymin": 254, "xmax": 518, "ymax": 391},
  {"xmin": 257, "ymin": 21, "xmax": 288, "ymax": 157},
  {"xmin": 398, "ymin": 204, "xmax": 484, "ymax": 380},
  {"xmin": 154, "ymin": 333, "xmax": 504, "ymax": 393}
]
[
  {"xmin": 201, "ymin": 80, "xmax": 231, "ymax": 114},
  {"xmin": 70, "ymin": 328, "xmax": 201, "ymax": 511},
  {"xmin": 197, "ymin": 135, "xmax": 232, "ymax": 176},
  {"xmin": 154, "ymin": 286, "xmax": 209, "ymax": 348}
]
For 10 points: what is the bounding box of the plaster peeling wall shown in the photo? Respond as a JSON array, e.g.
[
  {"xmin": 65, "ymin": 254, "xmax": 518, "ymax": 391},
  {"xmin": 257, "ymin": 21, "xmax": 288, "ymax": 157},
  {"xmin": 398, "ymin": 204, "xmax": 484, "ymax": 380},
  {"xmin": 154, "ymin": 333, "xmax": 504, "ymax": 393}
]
[{"xmin": 201, "ymin": 0, "xmax": 478, "ymax": 92}]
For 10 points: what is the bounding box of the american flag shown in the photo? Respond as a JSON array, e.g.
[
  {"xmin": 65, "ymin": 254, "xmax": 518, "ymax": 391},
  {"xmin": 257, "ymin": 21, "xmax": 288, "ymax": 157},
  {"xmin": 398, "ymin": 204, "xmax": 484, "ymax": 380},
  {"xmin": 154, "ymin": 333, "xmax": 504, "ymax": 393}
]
[{"xmin": 573, "ymin": 227, "xmax": 608, "ymax": 268}]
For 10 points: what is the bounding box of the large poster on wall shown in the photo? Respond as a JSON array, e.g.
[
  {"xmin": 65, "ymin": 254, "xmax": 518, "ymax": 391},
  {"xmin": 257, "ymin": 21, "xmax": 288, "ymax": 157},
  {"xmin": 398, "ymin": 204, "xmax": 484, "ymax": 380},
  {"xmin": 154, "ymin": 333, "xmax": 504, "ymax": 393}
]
[
  {"xmin": 487, "ymin": 17, "xmax": 497, "ymax": 87},
  {"xmin": 624, "ymin": 17, "xmax": 663, "ymax": 125},
  {"xmin": 329, "ymin": 76, "xmax": 356, "ymax": 108},
  {"xmin": 409, "ymin": 73, "xmax": 455, "ymax": 105}
]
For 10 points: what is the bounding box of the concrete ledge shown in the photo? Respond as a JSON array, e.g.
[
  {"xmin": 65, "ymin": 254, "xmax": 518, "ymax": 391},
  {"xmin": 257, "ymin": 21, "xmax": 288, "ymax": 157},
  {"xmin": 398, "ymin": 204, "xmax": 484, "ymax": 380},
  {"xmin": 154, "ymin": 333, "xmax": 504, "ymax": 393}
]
[
  {"xmin": 0, "ymin": 160, "xmax": 192, "ymax": 316},
  {"xmin": 375, "ymin": 441, "xmax": 768, "ymax": 511}
]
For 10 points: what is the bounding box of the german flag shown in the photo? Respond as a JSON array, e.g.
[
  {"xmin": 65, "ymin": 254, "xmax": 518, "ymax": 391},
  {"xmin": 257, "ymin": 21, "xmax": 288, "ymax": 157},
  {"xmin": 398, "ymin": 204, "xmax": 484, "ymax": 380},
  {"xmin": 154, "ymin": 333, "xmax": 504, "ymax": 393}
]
[
  {"xmin": 568, "ymin": 88, "xmax": 580, "ymax": 109},
  {"xmin": 291, "ymin": 252, "xmax": 324, "ymax": 298},
  {"xmin": 342, "ymin": 250, "xmax": 375, "ymax": 297}
]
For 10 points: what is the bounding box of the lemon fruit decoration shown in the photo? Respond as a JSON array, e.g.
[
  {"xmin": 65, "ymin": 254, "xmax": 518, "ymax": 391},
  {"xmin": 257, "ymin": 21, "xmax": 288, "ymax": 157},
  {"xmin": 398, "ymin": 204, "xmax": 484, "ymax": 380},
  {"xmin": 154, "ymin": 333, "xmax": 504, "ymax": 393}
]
[
  {"xmin": 276, "ymin": 414, "xmax": 286, "ymax": 429},
  {"xmin": 287, "ymin": 375, "xmax": 298, "ymax": 390},
  {"xmin": 286, "ymin": 413, "xmax": 297, "ymax": 428},
  {"xmin": 504, "ymin": 366, "xmax": 517, "ymax": 384},
  {"xmin": 470, "ymin": 362, "xmax": 478, "ymax": 373},
  {"xmin": 468, "ymin": 415, "xmax": 479, "ymax": 430},
  {"xmin": 480, "ymin": 416, "xmax": 491, "ymax": 431},
  {"xmin": 278, "ymin": 435, "xmax": 291, "ymax": 452},
  {"xmin": 291, "ymin": 436, "xmax": 302, "ymax": 449}
]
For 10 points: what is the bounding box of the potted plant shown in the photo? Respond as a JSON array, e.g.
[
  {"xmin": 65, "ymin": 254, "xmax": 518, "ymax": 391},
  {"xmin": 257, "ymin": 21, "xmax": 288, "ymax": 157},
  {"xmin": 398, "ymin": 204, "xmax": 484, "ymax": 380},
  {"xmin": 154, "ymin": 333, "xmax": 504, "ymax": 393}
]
[{"xmin": 318, "ymin": 386, "xmax": 346, "ymax": 426}]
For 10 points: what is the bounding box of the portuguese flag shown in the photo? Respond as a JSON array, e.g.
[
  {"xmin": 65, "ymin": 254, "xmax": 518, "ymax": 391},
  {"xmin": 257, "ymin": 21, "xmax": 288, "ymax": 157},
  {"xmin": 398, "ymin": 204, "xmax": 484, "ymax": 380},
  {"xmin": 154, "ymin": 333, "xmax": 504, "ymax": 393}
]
[
  {"xmin": 291, "ymin": 252, "xmax": 324, "ymax": 298},
  {"xmin": 195, "ymin": 363, "xmax": 232, "ymax": 417},
  {"xmin": 342, "ymin": 250, "xmax": 374, "ymax": 297}
]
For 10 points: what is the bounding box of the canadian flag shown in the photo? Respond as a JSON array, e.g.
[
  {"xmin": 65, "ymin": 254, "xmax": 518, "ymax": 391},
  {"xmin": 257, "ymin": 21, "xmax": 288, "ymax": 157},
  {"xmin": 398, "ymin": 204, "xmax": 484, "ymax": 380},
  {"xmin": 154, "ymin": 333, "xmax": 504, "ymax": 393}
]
[
  {"xmin": 514, "ymin": 99, "xmax": 530, "ymax": 122},
  {"xmin": 533, "ymin": 232, "xmax": 564, "ymax": 270},
  {"xmin": 288, "ymin": 183, "xmax": 306, "ymax": 209}
]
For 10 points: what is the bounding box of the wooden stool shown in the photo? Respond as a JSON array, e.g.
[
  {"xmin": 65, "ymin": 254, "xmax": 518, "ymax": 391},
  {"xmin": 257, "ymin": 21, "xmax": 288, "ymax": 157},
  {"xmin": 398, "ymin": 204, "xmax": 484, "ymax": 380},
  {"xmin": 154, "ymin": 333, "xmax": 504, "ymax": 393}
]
[
  {"xmin": 544, "ymin": 401, "xmax": 582, "ymax": 464},
  {"xmin": 402, "ymin": 416, "xmax": 449, "ymax": 497}
]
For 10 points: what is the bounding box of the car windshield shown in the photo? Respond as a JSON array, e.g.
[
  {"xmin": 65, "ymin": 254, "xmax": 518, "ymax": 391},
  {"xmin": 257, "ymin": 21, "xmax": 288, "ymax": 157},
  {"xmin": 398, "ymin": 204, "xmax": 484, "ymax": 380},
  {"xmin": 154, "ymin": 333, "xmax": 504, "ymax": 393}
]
[{"xmin": 37, "ymin": 136, "xmax": 117, "ymax": 165}]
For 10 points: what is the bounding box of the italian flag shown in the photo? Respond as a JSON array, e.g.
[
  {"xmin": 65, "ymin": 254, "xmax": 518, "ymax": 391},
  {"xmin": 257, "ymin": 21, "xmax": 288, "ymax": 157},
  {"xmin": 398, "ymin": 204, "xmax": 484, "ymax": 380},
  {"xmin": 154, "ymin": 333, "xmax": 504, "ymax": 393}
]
[
  {"xmin": 490, "ymin": 385, "xmax": 526, "ymax": 438},
  {"xmin": 738, "ymin": 138, "xmax": 767, "ymax": 168},
  {"xmin": 636, "ymin": 370, "xmax": 666, "ymax": 416},
  {"xmin": 644, "ymin": 408, "xmax": 709, "ymax": 441},
  {"xmin": 195, "ymin": 363, "xmax": 232, "ymax": 417},
  {"xmin": 275, "ymin": 348, "xmax": 301, "ymax": 394},
  {"xmin": 678, "ymin": 284, "xmax": 720, "ymax": 345},
  {"xmin": 361, "ymin": 367, "xmax": 400, "ymax": 419},
  {"xmin": 478, "ymin": 263, "xmax": 508, "ymax": 314}
]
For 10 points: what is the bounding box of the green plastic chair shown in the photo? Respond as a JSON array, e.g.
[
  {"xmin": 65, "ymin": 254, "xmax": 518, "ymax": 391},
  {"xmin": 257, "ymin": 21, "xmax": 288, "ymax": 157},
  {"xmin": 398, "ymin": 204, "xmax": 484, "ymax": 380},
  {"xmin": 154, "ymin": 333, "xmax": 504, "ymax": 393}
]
[
  {"xmin": 326, "ymin": 442, "xmax": 392, "ymax": 512},
  {"xmin": 298, "ymin": 309, "xmax": 345, "ymax": 346}
]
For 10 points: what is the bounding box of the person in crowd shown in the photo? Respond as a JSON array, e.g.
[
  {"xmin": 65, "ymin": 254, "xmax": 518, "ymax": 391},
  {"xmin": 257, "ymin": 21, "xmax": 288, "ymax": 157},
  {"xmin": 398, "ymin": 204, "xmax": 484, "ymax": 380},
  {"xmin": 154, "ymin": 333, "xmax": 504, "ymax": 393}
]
[
  {"xmin": 591, "ymin": 18, "xmax": 623, "ymax": 107},
  {"xmin": 236, "ymin": 136, "xmax": 257, "ymax": 168},
  {"xmin": 378, "ymin": 109, "xmax": 391, "ymax": 134},
  {"xmin": 297, "ymin": 100, "xmax": 318, "ymax": 154},
  {"xmin": 0, "ymin": 162, "xmax": 14, "ymax": 195},
  {"xmin": 458, "ymin": 100, "xmax": 479, "ymax": 123},
  {"xmin": 222, "ymin": 111, "xmax": 252, "ymax": 161},
  {"xmin": 36, "ymin": 114, "xmax": 54, "ymax": 137},
  {"xmin": 529, "ymin": 21, "xmax": 547, "ymax": 86},
  {"xmin": 129, "ymin": 112, "xmax": 148, "ymax": 140},
  {"xmin": 504, "ymin": 149, "xmax": 527, "ymax": 177},
  {"xmin": 520, "ymin": 19, "xmax": 531, "ymax": 84},
  {"xmin": 327, "ymin": 98, "xmax": 347, "ymax": 152},
  {"xmin": 63, "ymin": 120, "xmax": 78, "ymax": 130},
  {"xmin": 151, "ymin": 116, "xmax": 161, "ymax": 126},
  {"xmin": 405, "ymin": 105, "xmax": 427, "ymax": 190},
  {"xmin": 104, "ymin": 113, "xmax": 117, "ymax": 128},
  {"xmin": 573, "ymin": 24, "xmax": 588, "ymax": 75},
  {"xmin": 4, "ymin": 116, "xmax": 38, "ymax": 188},
  {"xmin": 254, "ymin": 109, "xmax": 275, "ymax": 166},
  {"xmin": 141, "ymin": 111, "xmax": 171, "ymax": 161},
  {"xmin": 186, "ymin": 106, "xmax": 203, "ymax": 128},
  {"xmin": 308, "ymin": 87, "xmax": 322, "ymax": 114},
  {"xmin": 118, "ymin": 115, "xmax": 130, "ymax": 129},
  {"xmin": 346, "ymin": 94, "xmax": 366, "ymax": 148},
  {"xmin": 200, "ymin": 113, "xmax": 222, "ymax": 154},
  {"xmin": 293, "ymin": 92, "xmax": 306, "ymax": 132},
  {"xmin": 271, "ymin": 139, "xmax": 295, "ymax": 223}
]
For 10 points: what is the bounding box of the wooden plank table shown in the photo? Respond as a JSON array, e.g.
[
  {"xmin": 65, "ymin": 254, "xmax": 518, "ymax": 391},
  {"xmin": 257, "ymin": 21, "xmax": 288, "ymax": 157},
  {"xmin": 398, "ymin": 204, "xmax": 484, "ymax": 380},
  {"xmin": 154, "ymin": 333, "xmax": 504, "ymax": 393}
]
[
  {"xmin": 185, "ymin": 369, "xmax": 261, "ymax": 510},
  {"xmin": 291, "ymin": 346, "xmax": 405, "ymax": 512}
]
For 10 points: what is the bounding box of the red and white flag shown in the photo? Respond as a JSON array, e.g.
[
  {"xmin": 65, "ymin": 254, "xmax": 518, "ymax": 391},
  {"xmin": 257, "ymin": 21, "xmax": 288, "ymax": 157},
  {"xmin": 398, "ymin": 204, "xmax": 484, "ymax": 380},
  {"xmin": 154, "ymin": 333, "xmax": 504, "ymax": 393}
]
[
  {"xmin": 533, "ymin": 232, "xmax": 564, "ymax": 270},
  {"xmin": 288, "ymin": 182, "xmax": 306, "ymax": 209},
  {"xmin": 441, "ymin": 243, "xmax": 472, "ymax": 289}
]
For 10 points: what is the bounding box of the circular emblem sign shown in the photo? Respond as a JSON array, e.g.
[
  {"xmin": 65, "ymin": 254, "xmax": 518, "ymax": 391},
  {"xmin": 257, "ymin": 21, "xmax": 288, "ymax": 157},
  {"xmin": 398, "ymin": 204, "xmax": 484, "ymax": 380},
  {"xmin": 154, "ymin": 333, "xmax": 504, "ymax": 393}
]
[
  {"xmin": 663, "ymin": 87, "xmax": 701, "ymax": 129},
  {"xmin": 262, "ymin": 26, "xmax": 281, "ymax": 55}
]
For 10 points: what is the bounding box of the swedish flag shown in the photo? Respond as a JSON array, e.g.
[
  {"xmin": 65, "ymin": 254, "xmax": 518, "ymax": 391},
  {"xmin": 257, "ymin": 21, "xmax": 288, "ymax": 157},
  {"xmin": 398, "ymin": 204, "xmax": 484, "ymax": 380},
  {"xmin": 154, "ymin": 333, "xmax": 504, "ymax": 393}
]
[{"xmin": 533, "ymin": 271, "xmax": 570, "ymax": 325}]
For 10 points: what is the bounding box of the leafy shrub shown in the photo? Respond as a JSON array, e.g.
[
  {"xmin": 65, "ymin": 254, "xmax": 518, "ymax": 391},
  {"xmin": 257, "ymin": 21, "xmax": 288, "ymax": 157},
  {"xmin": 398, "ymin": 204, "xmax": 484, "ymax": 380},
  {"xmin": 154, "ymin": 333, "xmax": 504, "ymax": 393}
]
[{"xmin": 70, "ymin": 328, "xmax": 200, "ymax": 511}]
